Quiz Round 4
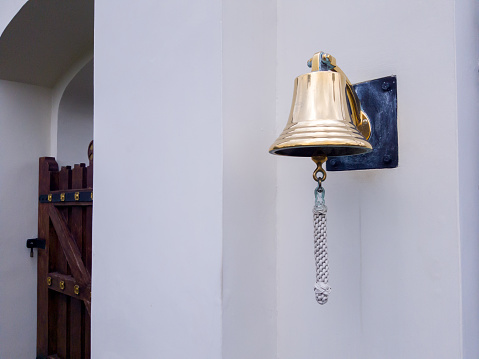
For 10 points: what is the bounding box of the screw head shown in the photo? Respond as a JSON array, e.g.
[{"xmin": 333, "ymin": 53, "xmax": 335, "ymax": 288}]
[
  {"xmin": 330, "ymin": 159, "xmax": 339, "ymax": 167},
  {"xmin": 382, "ymin": 82, "xmax": 391, "ymax": 91},
  {"xmin": 383, "ymin": 154, "xmax": 392, "ymax": 164}
]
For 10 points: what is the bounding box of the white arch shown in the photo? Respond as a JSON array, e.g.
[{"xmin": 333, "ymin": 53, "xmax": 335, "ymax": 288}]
[
  {"xmin": 0, "ymin": 0, "xmax": 28, "ymax": 36},
  {"xmin": 0, "ymin": 0, "xmax": 94, "ymax": 87},
  {"xmin": 50, "ymin": 52, "xmax": 94, "ymax": 158}
]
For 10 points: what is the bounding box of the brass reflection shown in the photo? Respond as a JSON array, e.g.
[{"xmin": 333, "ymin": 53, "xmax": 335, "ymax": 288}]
[{"xmin": 269, "ymin": 52, "xmax": 372, "ymax": 158}]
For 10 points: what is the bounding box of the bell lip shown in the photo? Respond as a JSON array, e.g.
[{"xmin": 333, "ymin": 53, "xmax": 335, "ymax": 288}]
[{"xmin": 268, "ymin": 144, "xmax": 373, "ymax": 157}]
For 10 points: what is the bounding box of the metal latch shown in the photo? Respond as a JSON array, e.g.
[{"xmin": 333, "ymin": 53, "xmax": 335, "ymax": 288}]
[{"xmin": 26, "ymin": 238, "xmax": 46, "ymax": 257}]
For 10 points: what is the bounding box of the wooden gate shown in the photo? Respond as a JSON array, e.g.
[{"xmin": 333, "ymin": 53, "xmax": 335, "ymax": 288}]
[{"xmin": 36, "ymin": 144, "xmax": 93, "ymax": 359}]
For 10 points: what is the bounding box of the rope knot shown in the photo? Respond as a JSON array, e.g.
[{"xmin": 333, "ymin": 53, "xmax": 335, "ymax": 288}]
[
  {"xmin": 314, "ymin": 281, "xmax": 331, "ymax": 295},
  {"xmin": 313, "ymin": 206, "xmax": 327, "ymax": 215}
]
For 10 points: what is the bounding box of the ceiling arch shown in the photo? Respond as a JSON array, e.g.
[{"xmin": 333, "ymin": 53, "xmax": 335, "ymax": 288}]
[{"xmin": 0, "ymin": 0, "xmax": 93, "ymax": 87}]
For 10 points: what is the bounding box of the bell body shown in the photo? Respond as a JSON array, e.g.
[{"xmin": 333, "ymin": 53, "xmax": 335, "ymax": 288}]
[{"xmin": 269, "ymin": 70, "xmax": 372, "ymax": 157}]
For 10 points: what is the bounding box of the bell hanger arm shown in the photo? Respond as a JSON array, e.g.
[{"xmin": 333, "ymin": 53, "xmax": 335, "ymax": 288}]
[{"xmin": 308, "ymin": 52, "xmax": 371, "ymax": 140}]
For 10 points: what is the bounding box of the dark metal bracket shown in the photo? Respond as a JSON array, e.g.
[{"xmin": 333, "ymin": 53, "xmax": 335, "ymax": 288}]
[
  {"xmin": 326, "ymin": 75, "xmax": 398, "ymax": 171},
  {"xmin": 26, "ymin": 238, "xmax": 46, "ymax": 257},
  {"xmin": 39, "ymin": 189, "xmax": 93, "ymax": 204}
]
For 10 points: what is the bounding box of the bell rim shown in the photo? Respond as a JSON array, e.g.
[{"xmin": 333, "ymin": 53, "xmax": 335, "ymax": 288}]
[{"xmin": 269, "ymin": 143, "xmax": 373, "ymax": 157}]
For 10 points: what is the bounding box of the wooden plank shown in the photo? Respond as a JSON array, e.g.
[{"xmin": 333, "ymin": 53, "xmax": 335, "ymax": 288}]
[
  {"xmin": 50, "ymin": 201, "xmax": 92, "ymax": 207},
  {"xmin": 49, "ymin": 206, "xmax": 91, "ymax": 315},
  {"xmin": 48, "ymin": 206, "xmax": 90, "ymax": 286},
  {"xmin": 51, "ymin": 170, "xmax": 59, "ymax": 193},
  {"xmin": 47, "ymin": 272, "xmax": 90, "ymax": 302},
  {"xmin": 70, "ymin": 164, "xmax": 86, "ymax": 359},
  {"xmin": 69, "ymin": 297, "xmax": 82, "ymax": 359},
  {"xmin": 48, "ymin": 225, "xmax": 59, "ymax": 355},
  {"xmin": 56, "ymin": 167, "xmax": 71, "ymax": 359},
  {"xmin": 37, "ymin": 157, "xmax": 58, "ymax": 358},
  {"xmin": 83, "ymin": 302, "xmax": 91, "ymax": 359},
  {"xmin": 43, "ymin": 188, "xmax": 92, "ymax": 194}
]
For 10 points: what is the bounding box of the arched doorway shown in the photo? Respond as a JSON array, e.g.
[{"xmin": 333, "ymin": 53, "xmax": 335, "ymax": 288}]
[{"xmin": 0, "ymin": 1, "xmax": 93, "ymax": 358}]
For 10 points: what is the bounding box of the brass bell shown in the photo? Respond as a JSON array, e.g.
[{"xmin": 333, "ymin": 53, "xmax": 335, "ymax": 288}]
[
  {"xmin": 269, "ymin": 52, "xmax": 372, "ymax": 158},
  {"xmin": 268, "ymin": 53, "xmax": 383, "ymax": 306}
]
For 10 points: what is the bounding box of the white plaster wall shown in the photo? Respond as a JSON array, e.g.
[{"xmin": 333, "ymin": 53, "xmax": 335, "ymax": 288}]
[
  {"xmin": 0, "ymin": 4, "xmax": 93, "ymax": 352},
  {"xmin": 50, "ymin": 53, "xmax": 93, "ymax": 160},
  {"xmin": 0, "ymin": 4, "xmax": 51, "ymax": 358},
  {"xmin": 92, "ymin": 1, "xmax": 223, "ymax": 358},
  {"xmin": 0, "ymin": 80, "xmax": 51, "ymax": 359},
  {"xmin": 222, "ymin": 0, "xmax": 277, "ymax": 358},
  {"xmin": 276, "ymin": 0, "xmax": 462, "ymax": 358},
  {"xmin": 455, "ymin": 0, "xmax": 479, "ymax": 357},
  {"xmin": 57, "ymin": 60, "xmax": 93, "ymax": 167}
]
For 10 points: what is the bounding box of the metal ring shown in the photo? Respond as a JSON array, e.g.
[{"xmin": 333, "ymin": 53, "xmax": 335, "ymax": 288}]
[
  {"xmin": 315, "ymin": 182, "xmax": 323, "ymax": 194},
  {"xmin": 313, "ymin": 165, "xmax": 327, "ymax": 183}
]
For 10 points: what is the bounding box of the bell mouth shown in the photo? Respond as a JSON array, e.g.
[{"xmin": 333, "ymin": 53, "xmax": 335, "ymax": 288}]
[
  {"xmin": 269, "ymin": 145, "xmax": 372, "ymax": 157},
  {"xmin": 268, "ymin": 117, "xmax": 373, "ymax": 158}
]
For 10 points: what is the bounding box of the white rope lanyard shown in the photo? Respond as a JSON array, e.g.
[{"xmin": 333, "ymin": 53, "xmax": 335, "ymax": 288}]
[{"xmin": 313, "ymin": 186, "xmax": 331, "ymax": 304}]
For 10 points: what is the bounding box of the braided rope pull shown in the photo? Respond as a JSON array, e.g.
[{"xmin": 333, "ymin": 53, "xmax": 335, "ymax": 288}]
[{"xmin": 313, "ymin": 185, "xmax": 330, "ymax": 305}]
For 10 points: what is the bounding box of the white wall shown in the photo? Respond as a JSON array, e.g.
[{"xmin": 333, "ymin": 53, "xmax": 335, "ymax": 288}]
[
  {"xmin": 80, "ymin": 0, "xmax": 478, "ymax": 358},
  {"xmin": 92, "ymin": 1, "xmax": 223, "ymax": 358},
  {"xmin": 0, "ymin": 80, "xmax": 51, "ymax": 359},
  {"xmin": 50, "ymin": 53, "xmax": 93, "ymax": 160},
  {"xmin": 0, "ymin": 2, "xmax": 48, "ymax": 358},
  {"xmin": 57, "ymin": 60, "xmax": 93, "ymax": 166},
  {"xmin": 222, "ymin": 0, "xmax": 277, "ymax": 358},
  {"xmin": 455, "ymin": 1, "xmax": 479, "ymax": 357},
  {"xmin": 0, "ymin": 4, "xmax": 93, "ymax": 353},
  {"xmin": 276, "ymin": 0, "xmax": 462, "ymax": 358}
]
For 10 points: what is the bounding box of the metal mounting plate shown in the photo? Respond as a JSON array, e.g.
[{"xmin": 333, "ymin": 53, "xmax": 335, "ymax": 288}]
[{"xmin": 326, "ymin": 75, "xmax": 398, "ymax": 171}]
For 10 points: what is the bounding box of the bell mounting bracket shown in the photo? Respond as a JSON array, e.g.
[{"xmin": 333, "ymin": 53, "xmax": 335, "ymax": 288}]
[{"xmin": 326, "ymin": 75, "xmax": 398, "ymax": 172}]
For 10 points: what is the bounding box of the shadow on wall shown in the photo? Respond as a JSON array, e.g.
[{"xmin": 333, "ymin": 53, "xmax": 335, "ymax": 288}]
[
  {"xmin": 57, "ymin": 60, "xmax": 94, "ymax": 167},
  {"xmin": 0, "ymin": 0, "xmax": 94, "ymax": 87}
]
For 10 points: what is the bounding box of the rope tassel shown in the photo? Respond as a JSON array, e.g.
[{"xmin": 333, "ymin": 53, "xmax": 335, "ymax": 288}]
[{"xmin": 313, "ymin": 186, "xmax": 331, "ymax": 304}]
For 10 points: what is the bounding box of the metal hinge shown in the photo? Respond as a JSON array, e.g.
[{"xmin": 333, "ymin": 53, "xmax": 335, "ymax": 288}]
[{"xmin": 26, "ymin": 238, "xmax": 46, "ymax": 258}]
